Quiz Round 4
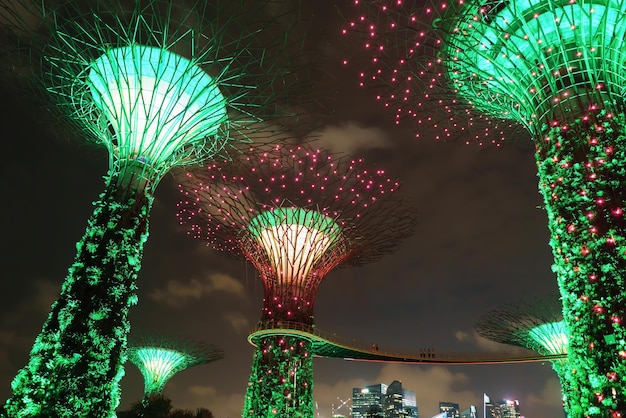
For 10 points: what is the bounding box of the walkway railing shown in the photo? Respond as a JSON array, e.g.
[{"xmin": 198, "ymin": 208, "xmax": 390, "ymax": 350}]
[{"xmin": 248, "ymin": 321, "xmax": 567, "ymax": 364}]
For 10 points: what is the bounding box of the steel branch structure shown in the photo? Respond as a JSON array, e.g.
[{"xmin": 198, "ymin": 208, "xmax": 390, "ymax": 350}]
[
  {"xmin": 0, "ymin": 1, "xmax": 317, "ymax": 416},
  {"xmin": 474, "ymin": 297, "xmax": 572, "ymax": 414},
  {"xmin": 177, "ymin": 143, "xmax": 416, "ymax": 417},
  {"xmin": 127, "ymin": 335, "xmax": 224, "ymax": 400},
  {"xmin": 346, "ymin": 1, "xmax": 626, "ymax": 415}
]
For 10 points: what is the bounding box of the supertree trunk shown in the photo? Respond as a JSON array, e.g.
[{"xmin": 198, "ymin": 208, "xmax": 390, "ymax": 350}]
[
  {"xmin": 244, "ymin": 293, "xmax": 315, "ymax": 417},
  {"xmin": 5, "ymin": 174, "xmax": 152, "ymax": 418},
  {"xmin": 535, "ymin": 110, "xmax": 626, "ymax": 415},
  {"xmin": 551, "ymin": 361, "xmax": 580, "ymax": 417},
  {"xmin": 243, "ymin": 335, "xmax": 313, "ymax": 418}
]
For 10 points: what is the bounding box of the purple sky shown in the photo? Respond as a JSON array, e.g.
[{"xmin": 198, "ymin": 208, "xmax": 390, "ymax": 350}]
[{"xmin": 0, "ymin": 1, "xmax": 565, "ymax": 417}]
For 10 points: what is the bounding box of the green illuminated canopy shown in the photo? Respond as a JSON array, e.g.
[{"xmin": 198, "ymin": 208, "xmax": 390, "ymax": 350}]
[
  {"xmin": 128, "ymin": 341, "xmax": 223, "ymax": 399},
  {"xmin": 443, "ymin": 0, "xmax": 626, "ymax": 130},
  {"xmin": 528, "ymin": 321, "xmax": 568, "ymax": 356},
  {"xmin": 89, "ymin": 44, "xmax": 227, "ymax": 170},
  {"xmin": 474, "ymin": 296, "xmax": 566, "ymax": 358},
  {"xmin": 247, "ymin": 207, "xmax": 343, "ymax": 286},
  {"xmin": 248, "ymin": 207, "xmax": 342, "ymax": 238},
  {"xmin": 0, "ymin": 0, "xmax": 325, "ymax": 186}
]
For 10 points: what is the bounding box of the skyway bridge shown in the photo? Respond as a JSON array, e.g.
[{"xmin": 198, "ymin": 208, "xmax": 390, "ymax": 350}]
[{"xmin": 248, "ymin": 322, "xmax": 566, "ymax": 365}]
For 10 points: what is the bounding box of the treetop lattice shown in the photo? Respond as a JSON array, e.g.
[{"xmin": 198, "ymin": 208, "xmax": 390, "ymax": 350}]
[
  {"xmin": 177, "ymin": 143, "xmax": 417, "ymax": 319},
  {"xmin": 475, "ymin": 296, "xmax": 576, "ymax": 415},
  {"xmin": 343, "ymin": 0, "xmax": 626, "ymax": 145},
  {"xmin": 475, "ymin": 296, "xmax": 567, "ymax": 357},
  {"xmin": 1, "ymin": 0, "xmax": 321, "ymax": 188},
  {"xmin": 127, "ymin": 335, "xmax": 224, "ymax": 399}
]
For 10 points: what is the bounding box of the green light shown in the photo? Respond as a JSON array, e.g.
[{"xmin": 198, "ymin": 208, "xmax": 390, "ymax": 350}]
[
  {"xmin": 129, "ymin": 347, "xmax": 201, "ymax": 398},
  {"xmin": 247, "ymin": 208, "xmax": 343, "ymax": 286},
  {"xmin": 243, "ymin": 335, "xmax": 314, "ymax": 418},
  {"xmin": 444, "ymin": 0, "xmax": 626, "ymax": 130},
  {"xmin": 4, "ymin": 190, "xmax": 151, "ymax": 418},
  {"xmin": 528, "ymin": 321, "xmax": 568, "ymax": 356},
  {"xmin": 89, "ymin": 44, "xmax": 227, "ymax": 169}
]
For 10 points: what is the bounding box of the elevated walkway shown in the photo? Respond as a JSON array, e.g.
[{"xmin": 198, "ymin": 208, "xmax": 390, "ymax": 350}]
[{"xmin": 248, "ymin": 322, "xmax": 566, "ymax": 365}]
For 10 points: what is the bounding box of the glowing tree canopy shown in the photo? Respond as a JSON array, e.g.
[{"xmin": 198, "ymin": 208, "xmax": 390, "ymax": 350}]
[
  {"xmin": 177, "ymin": 143, "xmax": 416, "ymax": 418},
  {"xmin": 475, "ymin": 297, "xmax": 574, "ymax": 414},
  {"xmin": 0, "ymin": 0, "xmax": 318, "ymax": 416},
  {"xmin": 127, "ymin": 336, "xmax": 224, "ymax": 400},
  {"xmin": 346, "ymin": 1, "xmax": 626, "ymax": 414}
]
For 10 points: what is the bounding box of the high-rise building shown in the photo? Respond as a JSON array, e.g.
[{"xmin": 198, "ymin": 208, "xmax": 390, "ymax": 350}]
[
  {"xmin": 439, "ymin": 402, "xmax": 460, "ymax": 418},
  {"xmin": 352, "ymin": 381, "xmax": 418, "ymax": 418},
  {"xmin": 402, "ymin": 388, "xmax": 418, "ymax": 418},
  {"xmin": 494, "ymin": 400, "xmax": 521, "ymax": 418},
  {"xmin": 353, "ymin": 384, "xmax": 387, "ymax": 418},
  {"xmin": 483, "ymin": 394, "xmax": 496, "ymax": 418},
  {"xmin": 386, "ymin": 381, "xmax": 404, "ymax": 417},
  {"xmin": 459, "ymin": 406, "xmax": 477, "ymax": 418}
]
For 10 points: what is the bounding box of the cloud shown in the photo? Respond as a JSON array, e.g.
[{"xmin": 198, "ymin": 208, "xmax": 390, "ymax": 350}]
[
  {"xmin": 455, "ymin": 330, "xmax": 514, "ymax": 352},
  {"xmin": 525, "ymin": 376, "xmax": 563, "ymax": 410},
  {"xmin": 149, "ymin": 272, "xmax": 246, "ymax": 307},
  {"xmin": 314, "ymin": 122, "xmax": 392, "ymax": 154},
  {"xmin": 222, "ymin": 312, "xmax": 250, "ymax": 334},
  {"xmin": 188, "ymin": 385, "xmax": 217, "ymax": 397}
]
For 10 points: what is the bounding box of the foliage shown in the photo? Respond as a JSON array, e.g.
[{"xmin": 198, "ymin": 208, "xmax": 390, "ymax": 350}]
[
  {"xmin": 4, "ymin": 183, "xmax": 152, "ymax": 417},
  {"xmin": 242, "ymin": 335, "xmax": 314, "ymax": 418},
  {"xmin": 536, "ymin": 110, "xmax": 626, "ymax": 415},
  {"xmin": 121, "ymin": 397, "xmax": 214, "ymax": 418},
  {"xmin": 129, "ymin": 395, "xmax": 172, "ymax": 418},
  {"xmin": 169, "ymin": 408, "xmax": 214, "ymax": 418}
]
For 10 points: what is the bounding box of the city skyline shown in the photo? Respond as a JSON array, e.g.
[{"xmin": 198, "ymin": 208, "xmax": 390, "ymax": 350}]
[{"xmin": 0, "ymin": 1, "xmax": 565, "ymax": 417}]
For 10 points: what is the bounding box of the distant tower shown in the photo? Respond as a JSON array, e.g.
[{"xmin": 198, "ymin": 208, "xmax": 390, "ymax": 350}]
[
  {"xmin": 475, "ymin": 297, "xmax": 570, "ymax": 415},
  {"xmin": 459, "ymin": 405, "xmax": 478, "ymax": 418},
  {"xmin": 346, "ymin": 0, "xmax": 626, "ymax": 414},
  {"xmin": 178, "ymin": 143, "xmax": 416, "ymax": 417},
  {"xmin": 0, "ymin": 0, "xmax": 315, "ymax": 416},
  {"xmin": 127, "ymin": 335, "xmax": 224, "ymax": 401},
  {"xmin": 352, "ymin": 384, "xmax": 387, "ymax": 418},
  {"xmin": 439, "ymin": 401, "xmax": 460, "ymax": 418},
  {"xmin": 386, "ymin": 381, "xmax": 418, "ymax": 418},
  {"xmin": 493, "ymin": 399, "xmax": 522, "ymax": 418},
  {"xmin": 353, "ymin": 382, "xmax": 417, "ymax": 418}
]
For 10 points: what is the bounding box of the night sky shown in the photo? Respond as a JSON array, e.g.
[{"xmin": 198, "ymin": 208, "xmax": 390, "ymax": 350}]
[{"xmin": 0, "ymin": 1, "xmax": 565, "ymax": 417}]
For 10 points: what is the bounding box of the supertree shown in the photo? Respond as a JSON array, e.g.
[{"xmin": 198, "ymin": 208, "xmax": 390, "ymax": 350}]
[
  {"xmin": 127, "ymin": 335, "xmax": 224, "ymax": 401},
  {"xmin": 177, "ymin": 143, "xmax": 416, "ymax": 417},
  {"xmin": 475, "ymin": 297, "xmax": 573, "ymax": 415},
  {"xmin": 0, "ymin": 0, "xmax": 318, "ymax": 416},
  {"xmin": 344, "ymin": 0, "xmax": 626, "ymax": 414}
]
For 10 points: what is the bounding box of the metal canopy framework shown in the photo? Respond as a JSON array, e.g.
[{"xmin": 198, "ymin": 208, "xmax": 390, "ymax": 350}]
[
  {"xmin": 3, "ymin": 0, "xmax": 321, "ymax": 188},
  {"xmin": 475, "ymin": 297, "xmax": 573, "ymax": 414},
  {"xmin": 178, "ymin": 143, "xmax": 416, "ymax": 418},
  {"xmin": 127, "ymin": 335, "xmax": 224, "ymax": 400},
  {"xmin": 344, "ymin": 0, "xmax": 626, "ymax": 145}
]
